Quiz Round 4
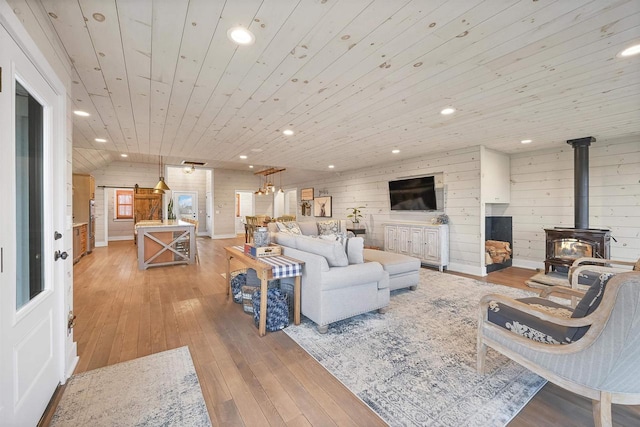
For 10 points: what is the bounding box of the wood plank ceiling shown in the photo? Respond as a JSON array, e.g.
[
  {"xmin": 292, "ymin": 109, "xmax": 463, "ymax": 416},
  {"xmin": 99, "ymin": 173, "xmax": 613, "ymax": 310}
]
[{"xmin": 18, "ymin": 0, "xmax": 640, "ymax": 174}]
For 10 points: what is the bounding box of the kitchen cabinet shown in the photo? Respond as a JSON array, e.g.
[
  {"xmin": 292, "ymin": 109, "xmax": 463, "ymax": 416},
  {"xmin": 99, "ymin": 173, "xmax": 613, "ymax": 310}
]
[
  {"xmin": 73, "ymin": 223, "xmax": 87, "ymax": 263},
  {"xmin": 384, "ymin": 222, "xmax": 449, "ymax": 271}
]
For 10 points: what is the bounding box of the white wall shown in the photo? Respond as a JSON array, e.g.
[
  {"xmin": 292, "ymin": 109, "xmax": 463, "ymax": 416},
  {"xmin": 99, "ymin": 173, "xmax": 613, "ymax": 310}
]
[
  {"xmin": 287, "ymin": 146, "xmax": 482, "ymax": 274},
  {"xmin": 167, "ymin": 166, "xmax": 208, "ymax": 234},
  {"xmin": 492, "ymin": 136, "xmax": 640, "ymax": 267},
  {"xmin": 213, "ymin": 169, "xmax": 273, "ymax": 237},
  {"xmin": 92, "ymin": 161, "xmax": 159, "ymax": 242}
]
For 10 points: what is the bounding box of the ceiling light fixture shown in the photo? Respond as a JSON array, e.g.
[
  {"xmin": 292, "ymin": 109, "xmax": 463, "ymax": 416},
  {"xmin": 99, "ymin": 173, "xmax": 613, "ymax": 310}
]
[
  {"xmin": 227, "ymin": 26, "xmax": 255, "ymax": 45},
  {"xmin": 521, "ymin": 139, "xmax": 532, "ymax": 144},
  {"xmin": 392, "ymin": 149, "xmax": 400, "ymax": 154},
  {"xmin": 619, "ymin": 43, "xmax": 640, "ymax": 57},
  {"xmin": 74, "ymin": 110, "xmax": 90, "ymax": 116},
  {"xmin": 95, "ymin": 138, "xmax": 107, "ymax": 142},
  {"xmin": 440, "ymin": 107, "xmax": 456, "ymax": 115},
  {"xmin": 249, "ymin": 165, "xmax": 254, "ymax": 169},
  {"xmin": 120, "ymin": 153, "xmax": 128, "ymax": 157},
  {"xmin": 240, "ymin": 155, "xmax": 248, "ymax": 159},
  {"xmin": 154, "ymin": 155, "xmax": 170, "ymax": 192},
  {"xmin": 328, "ymin": 165, "xmax": 335, "ymax": 169},
  {"xmin": 283, "ymin": 129, "xmax": 294, "ymax": 136}
]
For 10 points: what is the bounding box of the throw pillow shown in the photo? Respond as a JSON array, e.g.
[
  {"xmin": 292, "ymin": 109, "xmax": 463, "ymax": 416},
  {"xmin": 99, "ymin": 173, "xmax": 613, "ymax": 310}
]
[
  {"xmin": 633, "ymin": 258, "xmax": 640, "ymax": 271},
  {"xmin": 344, "ymin": 236, "xmax": 364, "ymax": 264},
  {"xmin": 275, "ymin": 221, "xmax": 288, "ymax": 232},
  {"xmin": 317, "ymin": 220, "xmax": 340, "ymax": 236},
  {"xmin": 569, "ymin": 270, "xmax": 616, "ymax": 341},
  {"xmin": 282, "ymin": 221, "xmax": 302, "ymax": 235},
  {"xmin": 295, "ymin": 235, "xmax": 349, "ymax": 267}
]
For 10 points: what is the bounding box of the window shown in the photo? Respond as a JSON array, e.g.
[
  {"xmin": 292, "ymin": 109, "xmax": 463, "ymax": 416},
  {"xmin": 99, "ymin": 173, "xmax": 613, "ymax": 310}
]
[{"xmin": 115, "ymin": 189, "xmax": 134, "ymax": 219}]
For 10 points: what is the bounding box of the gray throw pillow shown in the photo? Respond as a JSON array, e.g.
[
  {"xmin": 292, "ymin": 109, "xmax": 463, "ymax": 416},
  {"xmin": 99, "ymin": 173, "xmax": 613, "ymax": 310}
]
[{"xmin": 295, "ymin": 235, "xmax": 349, "ymax": 267}]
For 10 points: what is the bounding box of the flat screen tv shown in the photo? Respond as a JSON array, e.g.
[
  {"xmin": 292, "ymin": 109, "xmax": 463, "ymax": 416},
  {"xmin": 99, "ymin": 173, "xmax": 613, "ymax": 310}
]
[{"xmin": 388, "ymin": 176, "xmax": 438, "ymax": 211}]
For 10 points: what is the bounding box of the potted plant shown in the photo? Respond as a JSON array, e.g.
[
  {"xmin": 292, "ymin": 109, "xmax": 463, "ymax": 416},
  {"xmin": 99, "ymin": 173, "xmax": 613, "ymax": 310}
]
[{"xmin": 346, "ymin": 206, "xmax": 365, "ymax": 228}]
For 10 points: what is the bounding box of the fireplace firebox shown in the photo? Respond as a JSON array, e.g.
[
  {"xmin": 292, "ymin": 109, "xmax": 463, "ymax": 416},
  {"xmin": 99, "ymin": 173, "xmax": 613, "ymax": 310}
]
[{"xmin": 544, "ymin": 228, "xmax": 611, "ymax": 273}]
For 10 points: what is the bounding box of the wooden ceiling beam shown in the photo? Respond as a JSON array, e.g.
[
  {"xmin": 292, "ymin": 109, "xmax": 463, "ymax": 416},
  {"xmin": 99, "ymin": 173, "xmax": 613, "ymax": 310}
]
[{"xmin": 254, "ymin": 167, "xmax": 286, "ymax": 176}]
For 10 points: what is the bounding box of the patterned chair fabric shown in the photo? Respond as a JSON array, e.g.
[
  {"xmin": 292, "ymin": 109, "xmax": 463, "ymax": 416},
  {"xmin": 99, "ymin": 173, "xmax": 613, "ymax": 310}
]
[{"xmin": 478, "ymin": 270, "xmax": 640, "ymax": 427}]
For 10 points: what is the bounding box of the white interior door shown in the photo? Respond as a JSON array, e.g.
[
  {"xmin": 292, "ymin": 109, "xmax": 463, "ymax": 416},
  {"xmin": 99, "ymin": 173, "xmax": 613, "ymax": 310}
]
[
  {"xmin": 205, "ymin": 191, "xmax": 212, "ymax": 236},
  {"xmin": 0, "ymin": 25, "xmax": 66, "ymax": 425}
]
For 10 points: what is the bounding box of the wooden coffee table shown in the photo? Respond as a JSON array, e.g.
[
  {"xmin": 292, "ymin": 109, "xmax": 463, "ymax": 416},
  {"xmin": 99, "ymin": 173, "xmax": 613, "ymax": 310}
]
[{"xmin": 224, "ymin": 246, "xmax": 304, "ymax": 336}]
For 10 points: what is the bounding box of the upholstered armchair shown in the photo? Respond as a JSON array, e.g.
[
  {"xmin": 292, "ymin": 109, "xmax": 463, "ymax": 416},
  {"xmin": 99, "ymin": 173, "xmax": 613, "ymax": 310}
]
[{"xmin": 477, "ymin": 269, "xmax": 640, "ymax": 427}]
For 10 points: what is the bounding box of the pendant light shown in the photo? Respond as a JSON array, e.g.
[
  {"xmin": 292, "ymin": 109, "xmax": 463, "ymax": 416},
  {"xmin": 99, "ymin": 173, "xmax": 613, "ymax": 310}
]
[{"xmin": 154, "ymin": 155, "xmax": 170, "ymax": 191}]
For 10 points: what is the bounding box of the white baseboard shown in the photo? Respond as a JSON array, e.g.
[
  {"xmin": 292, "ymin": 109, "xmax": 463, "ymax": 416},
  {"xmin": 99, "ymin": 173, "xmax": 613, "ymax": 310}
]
[
  {"xmin": 96, "ymin": 241, "xmax": 108, "ymax": 247},
  {"xmin": 108, "ymin": 236, "xmax": 134, "ymax": 242},
  {"xmin": 446, "ymin": 262, "xmax": 484, "ymax": 277}
]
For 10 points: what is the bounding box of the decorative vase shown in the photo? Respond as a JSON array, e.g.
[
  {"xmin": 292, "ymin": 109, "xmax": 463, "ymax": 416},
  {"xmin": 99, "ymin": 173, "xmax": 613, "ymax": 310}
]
[{"xmin": 253, "ymin": 227, "xmax": 270, "ymax": 247}]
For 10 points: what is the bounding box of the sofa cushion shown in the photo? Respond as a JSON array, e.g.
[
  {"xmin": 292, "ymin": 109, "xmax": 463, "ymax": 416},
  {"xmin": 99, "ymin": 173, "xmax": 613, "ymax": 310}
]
[
  {"xmin": 345, "ymin": 237, "xmax": 364, "ymax": 264},
  {"xmin": 295, "ymin": 235, "xmax": 349, "ymax": 267},
  {"xmin": 319, "ymin": 234, "xmax": 364, "ymax": 264},
  {"xmin": 364, "ymin": 249, "xmax": 421, "ymax": 276},
  {"xmin": 297, "ymin": 221, "xmax": 319, "ymax": 236},
  {"xmin": 274, "ymin": 232, "xmax": 297, "ymax": 248},
  {"xmin": 317, "ymin": 220, "xmax": 340, "ymax": 235},
  {"xmin": 488, "ymin": 297, "xmax": 574, "ymax": 344}
]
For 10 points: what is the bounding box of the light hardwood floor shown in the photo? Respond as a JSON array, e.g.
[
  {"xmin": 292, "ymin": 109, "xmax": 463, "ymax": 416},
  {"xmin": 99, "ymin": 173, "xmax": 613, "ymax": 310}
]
[{"xmin": 42, "ymin": 236, "xmax": 640, "ymax": 426}]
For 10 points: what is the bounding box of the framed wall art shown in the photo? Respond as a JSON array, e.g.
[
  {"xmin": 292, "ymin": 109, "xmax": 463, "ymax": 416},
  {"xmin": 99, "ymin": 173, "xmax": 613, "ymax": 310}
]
[
  {"xmin": 301, "ymin": 187, "xmax": 314, "ymax": 201},
  {"xmin": 314, "ymin": 196, "xmax": 332, "ymax": 217}
]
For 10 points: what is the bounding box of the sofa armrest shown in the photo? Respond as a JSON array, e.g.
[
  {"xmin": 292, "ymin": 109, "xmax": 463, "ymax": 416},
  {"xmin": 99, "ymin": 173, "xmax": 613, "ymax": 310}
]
[{"xmin": 321, "ymin": 262, "xmax": 385, "ymax": 291}]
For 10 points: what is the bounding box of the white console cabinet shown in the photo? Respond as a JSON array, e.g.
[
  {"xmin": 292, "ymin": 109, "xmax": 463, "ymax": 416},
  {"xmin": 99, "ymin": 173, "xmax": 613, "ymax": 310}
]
[{"xmin": 384, "ymin": 223, "xmax": 449, "ymax": 271}]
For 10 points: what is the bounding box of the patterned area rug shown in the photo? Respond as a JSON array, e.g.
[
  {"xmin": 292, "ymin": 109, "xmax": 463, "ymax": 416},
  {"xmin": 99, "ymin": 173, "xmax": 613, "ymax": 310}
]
[
  {"xmin": 51, "ymin": 346, "xmax": 211, "ymax": 426},
  {"xmin": 285, "ymin": 269, "xmax": 547, "ymax": 426}
]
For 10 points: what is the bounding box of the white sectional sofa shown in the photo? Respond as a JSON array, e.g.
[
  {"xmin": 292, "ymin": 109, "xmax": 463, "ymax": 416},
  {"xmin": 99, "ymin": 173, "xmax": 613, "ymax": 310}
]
[{"xmin": 269, "ymin": 220, "xmax": 420, "ymax": 333}]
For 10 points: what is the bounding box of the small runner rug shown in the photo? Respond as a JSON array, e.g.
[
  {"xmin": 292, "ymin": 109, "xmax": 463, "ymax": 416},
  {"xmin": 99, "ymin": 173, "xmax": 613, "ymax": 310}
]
[
  {"xmin": 51, "ymin": 346, "xmax": 211, "ymax": 426},
  {"xmin": 284, "ymin": 269, "xmax": 548, "ymax": 427}
]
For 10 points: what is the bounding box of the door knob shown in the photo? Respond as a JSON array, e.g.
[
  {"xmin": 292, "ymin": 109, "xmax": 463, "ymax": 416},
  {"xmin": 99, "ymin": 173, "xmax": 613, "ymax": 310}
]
[
  {"xmin": 54, "ymin": 231, "xmax": 63, "ymax": 240},
  {"xmin": 54, "ymin": 250, "xmax": 68, "ymax": 261}
]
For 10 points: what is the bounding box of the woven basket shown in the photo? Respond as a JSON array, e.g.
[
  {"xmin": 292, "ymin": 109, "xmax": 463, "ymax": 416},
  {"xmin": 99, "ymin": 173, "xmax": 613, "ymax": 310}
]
[
  {"xmin": 230, "ymin": 269, "xmax": 248, "ymax": 303},
  {"xmin": 252, "ymin": 288, "xmax": 289, "ymax": 332},
  {"xmin": 279, "ymin": 281, "xmax": 295, "ymax": 322}
]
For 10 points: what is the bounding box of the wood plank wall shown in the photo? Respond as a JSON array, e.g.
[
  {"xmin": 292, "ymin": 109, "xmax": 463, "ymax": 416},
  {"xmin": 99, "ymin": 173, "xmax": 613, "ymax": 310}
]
[
  {"xmin": 93, "ymin": 161, "xmax": 159, "ymax": 243},
  {"xmin": 213, "ymin": 169, "xmax": 273, "ymax": 237},
  {"xmin": 491, "ymin": 136, "xmax": 640, "ymax": 267},
  {"xmin": 286, "ymin": 146, "xmax": 483, "ymax": 274}
]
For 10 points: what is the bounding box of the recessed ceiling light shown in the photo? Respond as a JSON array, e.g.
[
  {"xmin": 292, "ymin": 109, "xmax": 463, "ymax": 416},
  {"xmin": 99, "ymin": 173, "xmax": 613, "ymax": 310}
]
[
  {"xmin": 440, "ymin": 107, "xmax": 455, "ymax": 115},
  {"xmin": 227, "ymin": 27, "xmax": 255, "ymax": 45},
  {"xmin": 74, "ymin": 110, "xmax": 90, "ymax": 116},
  {"xmin": 239, "ymin": 155, "xmax": 248, "ymax": 159},
  {"xmin": 120, "ymin": 153, "xmax": 128, "ymax": 157},
  {"xmin": 521, "ymin": 139, "xmax": 532, "ymax": 144},
  {"xmin": 249, "ymin": 165, "xmax": 254, "ymax": 169},
  {"xmin": 283, "ymin": 129, "xmax": 294, "ymax": 136},
  {"xmin": 95, "ymin": 138, "xmax": 107, "ymax": 142},
  {"xmin": 328, "ymin": 165, "xmax": 335, "ymax": 169},
  {"xmin": 619, "ymin": 43, "xmax": 640, "ymax": 57},
  {"xmin": 392, "ymin": 149, "xmax": 400, "ymax": 154}
]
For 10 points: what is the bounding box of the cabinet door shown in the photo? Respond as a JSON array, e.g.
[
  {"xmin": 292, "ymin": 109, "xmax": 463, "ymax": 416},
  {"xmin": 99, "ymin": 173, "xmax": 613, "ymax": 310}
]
[
  {"xmin": 397, "ymin": 226, "xmax": 411, "ymax": 255},
  {"xmin": 423, "ymin": 228, "xmax": 440, "ymax": 261},
  {"xmin": 409, "ymin": 227, "xmax": 423, "ymax": 258},
  {"xmin": 384, "ymin": 226, "xmax": 397, "ymax": 252},
  {"xmin": 73, "ymin": 227, "xmax": 81, "ymax": 262}
]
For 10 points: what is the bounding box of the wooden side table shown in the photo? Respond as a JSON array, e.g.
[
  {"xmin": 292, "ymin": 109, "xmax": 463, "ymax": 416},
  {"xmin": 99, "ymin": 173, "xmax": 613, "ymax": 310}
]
[
  {"xmin": 224, "ymin": 246, "xmax": 304, "ymax": 336},
  {"xmin": 347, "ymin": 228, "xmax": 366, "ymax": 236}
]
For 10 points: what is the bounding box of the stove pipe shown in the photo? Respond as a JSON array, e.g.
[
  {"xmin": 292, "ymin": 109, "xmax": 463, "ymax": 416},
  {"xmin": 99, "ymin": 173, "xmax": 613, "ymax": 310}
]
[{"xmin": 566, "ymin": 136, "xmax": 595, "ymax": 230}]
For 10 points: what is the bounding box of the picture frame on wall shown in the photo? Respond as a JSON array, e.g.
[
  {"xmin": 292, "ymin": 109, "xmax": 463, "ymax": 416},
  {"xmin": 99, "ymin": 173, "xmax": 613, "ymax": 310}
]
[
  {"xmin": 301, "ymin": 187, "xmax": 314, "ymax": 201},
  {"xmin": 314, "ymin": 196, "xmax": 332, "ymax": 217}
]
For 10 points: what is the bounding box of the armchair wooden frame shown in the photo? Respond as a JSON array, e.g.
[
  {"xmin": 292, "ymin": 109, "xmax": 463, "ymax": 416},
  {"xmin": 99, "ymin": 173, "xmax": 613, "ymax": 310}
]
[{"xmin": 478, "ymin": 269, "xmax": 640, "ymax": 427}]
